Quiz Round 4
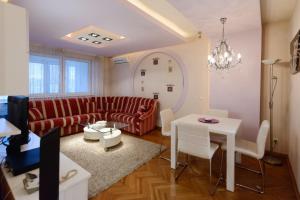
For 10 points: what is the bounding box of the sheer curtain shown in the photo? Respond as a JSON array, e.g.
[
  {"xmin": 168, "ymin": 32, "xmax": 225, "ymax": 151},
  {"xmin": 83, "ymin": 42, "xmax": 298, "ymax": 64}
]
[
  {"xmin": 29, "ymin": 45, "xmax": 104, "ymax": 98},
  {"xmin": 65, "ymin": 59, "xmax": 89, "ymax": 94},
  {"xmin": 29, "ymin": 55, "xmax": 61, "ymax": 97}
]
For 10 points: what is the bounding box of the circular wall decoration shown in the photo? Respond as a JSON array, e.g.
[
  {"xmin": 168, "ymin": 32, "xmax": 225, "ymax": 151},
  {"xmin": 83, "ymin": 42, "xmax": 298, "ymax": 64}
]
[{"xmin": 133, "ymin": 51, "xmax": 187, "ymax": 112}]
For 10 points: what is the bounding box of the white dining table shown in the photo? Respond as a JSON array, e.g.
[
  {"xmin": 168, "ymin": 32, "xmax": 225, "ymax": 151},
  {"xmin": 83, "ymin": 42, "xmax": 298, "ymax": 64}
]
[{"xmin": 171, "ymin": 114, "xmax": 242, "ymax": 192}]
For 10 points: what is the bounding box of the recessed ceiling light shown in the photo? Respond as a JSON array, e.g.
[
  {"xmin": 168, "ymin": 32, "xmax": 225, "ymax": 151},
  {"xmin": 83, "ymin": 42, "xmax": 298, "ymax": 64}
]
[
  {"xmin": 92, "ymin": 41, "xmax": 101, "ymax": 44},
  {"xmin": 119, "ymin": 36, "xmax": 126, "ymax": 39},
  {"xmin": 89, "ymin": 33, "xmax": 100, "ymax": 37},
  {"xmin": 78, "ymin": 37, "xmax": 89, "ymax": 41},
  {"xmin": 103, "ymin": 37, "xmax": 113, "ymax": 41}
]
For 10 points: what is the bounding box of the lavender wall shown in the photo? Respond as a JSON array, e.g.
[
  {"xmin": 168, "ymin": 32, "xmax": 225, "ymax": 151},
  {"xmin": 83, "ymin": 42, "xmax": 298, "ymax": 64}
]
[{"xmin": 210, "ymin": 28, "xmax": 262, "ymax": 141}]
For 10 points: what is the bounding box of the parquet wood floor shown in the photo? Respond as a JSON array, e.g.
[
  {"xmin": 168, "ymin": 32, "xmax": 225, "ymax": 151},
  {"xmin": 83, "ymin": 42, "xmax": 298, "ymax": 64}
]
[{"xmin": 90, "ymin": 129, "xmax": 298, "ymax": 200}]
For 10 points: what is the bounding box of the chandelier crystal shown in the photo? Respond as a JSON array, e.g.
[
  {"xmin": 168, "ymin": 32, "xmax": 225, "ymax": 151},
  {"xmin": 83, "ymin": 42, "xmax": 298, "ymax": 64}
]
[{"xmin": 208, "ymin": 18, "xmax": 242, "ymax": 70}]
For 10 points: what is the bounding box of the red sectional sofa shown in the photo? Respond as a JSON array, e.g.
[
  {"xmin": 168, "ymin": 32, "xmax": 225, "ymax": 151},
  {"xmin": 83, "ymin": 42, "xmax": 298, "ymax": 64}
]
[{"xmin": 28, "ymin": 96, "xmax": 158, "ymax": 137}]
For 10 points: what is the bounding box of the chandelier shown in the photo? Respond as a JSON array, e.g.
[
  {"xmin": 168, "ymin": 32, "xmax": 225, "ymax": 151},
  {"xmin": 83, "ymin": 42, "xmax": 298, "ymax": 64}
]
[{"xmin": 208, "ymin": 18, "xmax": 241, "ymax": 70}]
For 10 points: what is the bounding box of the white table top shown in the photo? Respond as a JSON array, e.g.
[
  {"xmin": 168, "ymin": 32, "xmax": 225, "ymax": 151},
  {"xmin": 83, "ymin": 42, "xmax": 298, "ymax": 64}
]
[
  {"xmin": 172, "ymin": 114, "xmax": 242, "ymax": 136},
  {"xmin": 0, "ymin": 133, "xmax": 91, "ymax": 200},
  {"xmin": 0, "ymin": 118, "xmax": 21, "ymax": 137}
]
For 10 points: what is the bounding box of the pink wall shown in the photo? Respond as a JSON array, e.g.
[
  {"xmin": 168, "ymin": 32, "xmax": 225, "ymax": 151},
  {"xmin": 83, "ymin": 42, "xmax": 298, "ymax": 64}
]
[{"xmin": 210, "ymin": 28, "xmax": 262, "ymax": 141}]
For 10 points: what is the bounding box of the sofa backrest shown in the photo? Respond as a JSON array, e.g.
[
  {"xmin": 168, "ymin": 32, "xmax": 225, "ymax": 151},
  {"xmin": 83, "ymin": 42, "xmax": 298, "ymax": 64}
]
[
  {"xmin": 29, "ymin": 96, "xmax": 157, "ymax": 120},
  {"xmin": 95, "ymin": 96, "xmax": 111, "ymax": 112},
  {"xmin": 112, "ymin": 97, "xmax": 156, "ymax": 114},
  {"xmin": 111, "ymin": 96, "xmax": 128, "ymax": 113},
  {"xmin": 29, "ymin": 97, "xmax": 91, "ymax": 119}
]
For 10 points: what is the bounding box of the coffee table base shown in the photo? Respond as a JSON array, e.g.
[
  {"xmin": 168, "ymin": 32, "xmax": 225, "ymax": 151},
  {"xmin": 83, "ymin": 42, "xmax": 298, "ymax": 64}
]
[
  {"xmin": 101, "ymin": 129, "xmax": 122, "ymax": 151},
  {"xmin": 83, "ymin": 127, "xmax": 100, "ymax": 141}
]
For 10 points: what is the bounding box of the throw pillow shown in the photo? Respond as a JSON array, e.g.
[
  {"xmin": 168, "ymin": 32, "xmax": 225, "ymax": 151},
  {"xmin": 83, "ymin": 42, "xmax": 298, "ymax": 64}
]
[
  {"xmin": 138, "ymin": 105, "xmax": 149, "ymax": 112},
  {"xmin": 135, "ymin": 105, "xmax": 149, "ymax": 118},
  {"xmin": 29, "ymin": 108, "xmax": 44, "ymax": 121}
]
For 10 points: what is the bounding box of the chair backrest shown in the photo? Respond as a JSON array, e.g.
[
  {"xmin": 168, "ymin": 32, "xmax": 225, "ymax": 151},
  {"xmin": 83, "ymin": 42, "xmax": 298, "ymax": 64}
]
[
  {"xmin": 206, "ymin": 109, "xmax": 229, "ymax": 118},
  {"xmin": 256, "ymin": 120, "xmax": 270, "ymax": 159},
  {"xmin": 177, "ymin": 123, "xmax": 211, "ymax": 159},
  {"xmin": 160, "ymin": 109, "xmax": 174, "ymax": 136}
]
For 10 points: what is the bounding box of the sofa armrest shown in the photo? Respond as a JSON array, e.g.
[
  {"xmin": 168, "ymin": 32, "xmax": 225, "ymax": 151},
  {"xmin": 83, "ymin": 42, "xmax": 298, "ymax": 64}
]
[
  {"xmin": 138, "ymin": 110, "xmax": 154, "ymax": 121},
  {"xmin": 138, "ymin": 101, "xmax": 158, "ymax": 121}
]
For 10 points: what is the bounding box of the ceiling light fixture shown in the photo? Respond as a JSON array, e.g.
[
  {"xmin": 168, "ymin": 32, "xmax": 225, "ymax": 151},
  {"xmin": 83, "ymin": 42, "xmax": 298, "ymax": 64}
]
[
  {"xmin": 89, "ymin": 33, "xmax": 100, "ymax": 37},
  {"xmin": 103, "ymin": 37, "xmax": 113, "ymax": 41},
  {"xmin": 126, "ymin": 0, "xmax": 193, "ymax": 39},
  {"xmin": 78, "ymin": 37, "xmax": 89, "ymax": 41},
  {"xmin": 92, "ymin": 41, "xmax": 101, "ymax": 44},
  {"xmin": 119, "ymin": 36, "xmax": 126, "ymax": 39},
  {"xmin": 208, "ymin": 18, "xmax": 242, "ymax": 70}
]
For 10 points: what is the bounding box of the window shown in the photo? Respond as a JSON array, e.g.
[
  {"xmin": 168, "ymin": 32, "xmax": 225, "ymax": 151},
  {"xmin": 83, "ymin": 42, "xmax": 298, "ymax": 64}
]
[
  {"xmin": 29, "ymin": 54, "xmax": 92, "ymax": 97},
  {"xmin": 65, "ymin": 59, "xmax": 90, "ymax": 94},
  {"xmin": 0, "ymin": 96, "xmax": 7, "ymax": 117},
  {"xmin": 29, "ymin": 55, "xmax": 61, "ymax": 95}
]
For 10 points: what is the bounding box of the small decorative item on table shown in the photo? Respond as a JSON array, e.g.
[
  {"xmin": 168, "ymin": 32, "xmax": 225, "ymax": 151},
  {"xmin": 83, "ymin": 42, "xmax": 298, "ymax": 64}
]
[
  {"xmin": 23, "ymin": 173, "xmax": 39, "ymax": 194},
  {"xmin": 198, "ymin": 117, "xmax": 219, "ymax": 124}
]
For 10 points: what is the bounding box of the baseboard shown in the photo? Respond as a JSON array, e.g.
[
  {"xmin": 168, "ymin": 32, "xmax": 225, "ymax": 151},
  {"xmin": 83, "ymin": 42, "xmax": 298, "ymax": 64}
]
[{"xmin": 287, "ymin": 157, "xmax": 300, "ymax": 200}]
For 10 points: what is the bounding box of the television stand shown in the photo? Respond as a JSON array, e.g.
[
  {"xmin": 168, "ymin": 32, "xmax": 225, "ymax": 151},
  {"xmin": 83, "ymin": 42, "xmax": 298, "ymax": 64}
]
[{"xmin": 0, "ymin": 132, "xmax": 91, "ymax": 200}]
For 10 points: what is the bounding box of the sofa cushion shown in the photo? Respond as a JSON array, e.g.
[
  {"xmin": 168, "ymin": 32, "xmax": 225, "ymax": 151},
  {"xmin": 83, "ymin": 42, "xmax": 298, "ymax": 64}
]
[
  {"xmin": 110, "ymin": 113, "xmax": 136, "ymax": 124},
  {"xmin": 41, "ymin": 100, "xmax": 57, "ymax": 119},
  {"xmin": 52, "ymin": 99, "xmax": 66, "ymax": 117},
  {"xmin": 124, "ymin": 97, "xmax": 142, "ymax": 114},
  {"xmin": 95, "ymin": 97, "xmax": 111, "ymax": 112},
  {"xmin": 86, "ymin": 102, "xmax": 96, "ymax": 113},
  {"xmin": 72, "ymin": 114, "xmax": 90, "ymax": 124},
  {"xmin": 111, "ymin": 96, "xmax": 128, "ymax": 112},
  {"xmin": 28, "ymin": 108, "xmax": 44, "ymax": 121}
]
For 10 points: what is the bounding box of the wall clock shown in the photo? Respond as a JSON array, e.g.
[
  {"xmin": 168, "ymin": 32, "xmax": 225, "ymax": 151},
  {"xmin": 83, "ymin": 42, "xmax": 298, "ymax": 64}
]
[{"xmin": 133, "ymin": 51, "xmax": 187, "ymax": 113}]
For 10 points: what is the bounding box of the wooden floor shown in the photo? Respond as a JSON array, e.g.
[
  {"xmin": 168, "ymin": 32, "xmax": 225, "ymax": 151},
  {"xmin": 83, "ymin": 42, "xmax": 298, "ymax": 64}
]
[{"xmin": 90, "ymin": 129, "xmax": 298, "ymax": 200}]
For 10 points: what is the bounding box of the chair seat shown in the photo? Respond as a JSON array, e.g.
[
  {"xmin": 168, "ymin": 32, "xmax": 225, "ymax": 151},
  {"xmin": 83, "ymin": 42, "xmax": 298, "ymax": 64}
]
[{"xmin": 221, "ymin": 139, "xmax": 259, "ymax": 159}]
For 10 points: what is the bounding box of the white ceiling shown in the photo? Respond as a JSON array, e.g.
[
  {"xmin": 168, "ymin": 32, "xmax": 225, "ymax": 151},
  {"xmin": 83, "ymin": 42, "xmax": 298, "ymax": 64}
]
[
  {"xmin": 169, "ymin": 0, "xmax": 261, "ymax": 38},
  {"xmin": 10, "ymin": 0, "xmax": 262, "ymax": 56},
  {"xmin": 260, "ymin": 0, "xmax": 296, "ymax": 23}
]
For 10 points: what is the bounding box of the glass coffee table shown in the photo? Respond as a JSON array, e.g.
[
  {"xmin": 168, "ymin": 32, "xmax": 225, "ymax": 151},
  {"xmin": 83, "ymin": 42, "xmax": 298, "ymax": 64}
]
[{"xmin": 82, "ymin": 121, "xmax": 128, "ymax": 151}]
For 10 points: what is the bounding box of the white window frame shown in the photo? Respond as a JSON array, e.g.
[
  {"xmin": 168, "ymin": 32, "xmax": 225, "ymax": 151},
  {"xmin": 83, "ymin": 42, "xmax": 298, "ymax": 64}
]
[
  {"xmin": 29, "ymin": 53, "xmax": 63, "ymax": 97},
  {"xmin": 29, "ymin": 53, "xmax": 92, "ymax": 98}
]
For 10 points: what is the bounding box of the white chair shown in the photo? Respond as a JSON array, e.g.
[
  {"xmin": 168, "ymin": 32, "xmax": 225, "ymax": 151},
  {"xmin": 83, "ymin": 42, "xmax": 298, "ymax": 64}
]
[
  {"xmin": 175, "ymin": 122, "xmax": 220, "ymax": 186},
  {"xmin": 206, "ymin": 109, "xmax": 229, "ymax": 118},
  {"xmin": 206, "ymin": 109, "xmax": 229, "ymax": 144},
  {"xmin": 219, "ymin": 120, "xmax": 270, "ymax": 193},
  {"xmin": 159, "ymin": 109, "xmax": 175, "ymax": 160}
]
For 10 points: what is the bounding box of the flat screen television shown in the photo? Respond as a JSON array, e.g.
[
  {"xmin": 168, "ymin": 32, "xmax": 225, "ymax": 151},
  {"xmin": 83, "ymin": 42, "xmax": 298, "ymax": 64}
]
[
  {"xmin": 290, "ymin": 29, "xmax": 300, "ymax": 74},
  {"xmin": 6, "ymin": 96, "xmax": 29, "ymax": 155}
]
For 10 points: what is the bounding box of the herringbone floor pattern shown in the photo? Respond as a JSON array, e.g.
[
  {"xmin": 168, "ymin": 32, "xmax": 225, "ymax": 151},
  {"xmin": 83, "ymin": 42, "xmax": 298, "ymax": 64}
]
[{"xmin": 90, "ymin": 129, "xmax": 298, "ymax": 200}]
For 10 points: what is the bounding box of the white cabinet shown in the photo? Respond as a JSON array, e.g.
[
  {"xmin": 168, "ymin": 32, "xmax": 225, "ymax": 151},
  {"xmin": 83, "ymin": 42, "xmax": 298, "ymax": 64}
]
[{"xmin": 0, "ymin": 2, "xmax": 29, "ymax": 95}]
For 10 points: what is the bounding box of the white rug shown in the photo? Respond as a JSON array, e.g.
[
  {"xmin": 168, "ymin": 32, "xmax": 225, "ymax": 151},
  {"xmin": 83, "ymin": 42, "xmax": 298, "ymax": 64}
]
[{"xmin": 60, "ymin": 133, "xmax": 162, "ymax": 197}]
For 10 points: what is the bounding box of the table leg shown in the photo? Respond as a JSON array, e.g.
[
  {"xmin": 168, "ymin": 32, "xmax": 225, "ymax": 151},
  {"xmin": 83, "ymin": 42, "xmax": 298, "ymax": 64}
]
[
  {"xmin": 226, "ymin": 134, "xmax": 235, "ymax": 192},
  {"xmin": 171, "ymin": 123, "xmax": 177, "ymax": 169},
  {"xmin": 235, "ymin": 152, "xmax": 242, "ymax": 164}
]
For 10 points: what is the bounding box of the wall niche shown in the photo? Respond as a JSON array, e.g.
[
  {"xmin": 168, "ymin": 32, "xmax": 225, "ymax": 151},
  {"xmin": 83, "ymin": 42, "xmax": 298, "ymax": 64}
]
[{"xmin": 133, "ymin": 52, "xmax": 186, "ymax": 112}]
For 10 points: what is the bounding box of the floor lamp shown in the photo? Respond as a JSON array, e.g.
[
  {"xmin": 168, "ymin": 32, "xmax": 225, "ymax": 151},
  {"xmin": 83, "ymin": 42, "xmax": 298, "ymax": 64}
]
[{"xmin": 262, "ymin": 59, "xmax": 282, "ymax": 165}]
